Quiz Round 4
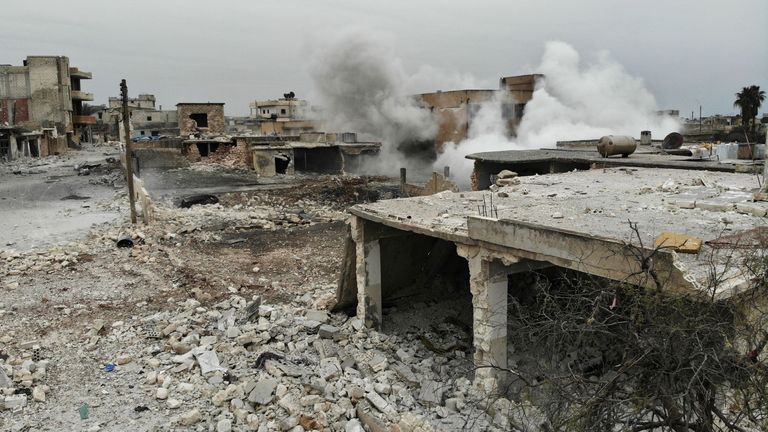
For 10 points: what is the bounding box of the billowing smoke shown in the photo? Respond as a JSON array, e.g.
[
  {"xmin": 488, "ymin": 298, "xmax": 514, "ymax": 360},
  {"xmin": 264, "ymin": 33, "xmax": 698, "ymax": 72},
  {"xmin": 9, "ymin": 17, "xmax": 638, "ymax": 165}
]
[
  {"xmin": 436, "ymin": 41, "xmax": 681, "ymax": 187},
  {"xmin": 308, "ymin": 30, "xmax": 476, "ymax": 173}
]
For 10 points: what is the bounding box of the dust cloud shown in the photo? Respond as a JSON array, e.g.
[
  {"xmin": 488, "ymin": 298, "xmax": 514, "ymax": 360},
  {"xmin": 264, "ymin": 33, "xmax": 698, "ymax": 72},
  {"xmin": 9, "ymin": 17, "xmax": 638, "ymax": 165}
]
[{"xmin": 436, "ymin": 41, "xmax": 681, "ymax": 186}]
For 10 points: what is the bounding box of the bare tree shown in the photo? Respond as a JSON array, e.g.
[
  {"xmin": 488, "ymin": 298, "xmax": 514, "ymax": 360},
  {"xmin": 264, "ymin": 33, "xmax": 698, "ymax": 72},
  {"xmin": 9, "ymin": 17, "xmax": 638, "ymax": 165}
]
[{"xmin": 487, "ymin": 223, "xmax": 768, "ymax": 432}]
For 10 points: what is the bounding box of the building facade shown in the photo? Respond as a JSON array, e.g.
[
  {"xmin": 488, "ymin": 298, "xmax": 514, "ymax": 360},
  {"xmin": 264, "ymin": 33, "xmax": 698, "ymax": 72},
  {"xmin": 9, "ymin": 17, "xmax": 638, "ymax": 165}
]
[
  {"xmin": 98, "ymin": 94, "xmax": 179, "ymax": 140},
  {"xmin": 250, "ymin": 97, "xmax": 307, "ymax": 120},
  {"xmin": 177, "ymin": 103, "xmax": 226, "ymax": 136},
  {"xmin": 0, "ymin": 56, "xmax": 92, "ymax": 160}
]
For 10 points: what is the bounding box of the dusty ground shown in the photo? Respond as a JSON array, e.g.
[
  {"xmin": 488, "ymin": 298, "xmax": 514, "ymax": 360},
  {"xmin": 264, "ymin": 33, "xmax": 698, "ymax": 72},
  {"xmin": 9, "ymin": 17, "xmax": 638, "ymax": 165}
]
[
  {"xmin": 2, "ymin": 152, "xmax": 489, "ymax": 432},
  {"xmin": 0, "ymin": 143, "xmax": 124, "ymax": 251}
]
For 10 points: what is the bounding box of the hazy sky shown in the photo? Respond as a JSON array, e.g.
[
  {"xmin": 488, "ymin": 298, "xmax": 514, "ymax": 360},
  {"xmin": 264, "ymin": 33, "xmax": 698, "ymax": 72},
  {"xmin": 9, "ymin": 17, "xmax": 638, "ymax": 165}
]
[{"xmin": 1, "ymin": 0, "xmax": 765, "ymax": 117}]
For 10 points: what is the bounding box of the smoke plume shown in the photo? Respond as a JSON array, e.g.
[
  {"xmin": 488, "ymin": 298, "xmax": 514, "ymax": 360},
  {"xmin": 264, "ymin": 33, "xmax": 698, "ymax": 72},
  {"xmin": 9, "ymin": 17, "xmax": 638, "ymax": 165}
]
[
  {"xmin": 308, "ymin": 30, "xmax": 476, "ymax": 173},
  {"xmin": 436, "ymin": 41, "xmax": 681, "ymax": 187}
]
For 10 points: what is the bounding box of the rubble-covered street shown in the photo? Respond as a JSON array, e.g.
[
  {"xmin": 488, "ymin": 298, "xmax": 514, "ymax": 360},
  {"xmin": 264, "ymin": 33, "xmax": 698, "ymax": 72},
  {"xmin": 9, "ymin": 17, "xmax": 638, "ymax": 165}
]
[{"xmin": 0, "ymin": 146, "xmax": 521, "ymax": 432}]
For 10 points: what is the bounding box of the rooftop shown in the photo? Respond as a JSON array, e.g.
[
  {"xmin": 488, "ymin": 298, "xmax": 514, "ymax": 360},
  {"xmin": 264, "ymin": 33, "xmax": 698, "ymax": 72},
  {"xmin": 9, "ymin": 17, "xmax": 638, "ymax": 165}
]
[
  {"xmin": 466, "ymin": 148, "xmax": 757, "ymax": 173},
  {"xmin": 350, "ymin": 168, "xmax": 766, "ymax": 299},
  {"xmin": 176, "ymin": 102, "xmax": 225, "ymax": 106}
]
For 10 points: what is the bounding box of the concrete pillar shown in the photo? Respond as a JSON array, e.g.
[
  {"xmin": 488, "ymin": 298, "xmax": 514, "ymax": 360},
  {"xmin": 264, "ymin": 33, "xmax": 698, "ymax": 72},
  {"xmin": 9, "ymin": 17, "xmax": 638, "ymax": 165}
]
[
  {"xmin": 461, "ymin": 247, "xmax": 508, "ymax": 385},
  {"xmin": 352, "ymin": 216, "xmax": 383, "ymax": 329}
]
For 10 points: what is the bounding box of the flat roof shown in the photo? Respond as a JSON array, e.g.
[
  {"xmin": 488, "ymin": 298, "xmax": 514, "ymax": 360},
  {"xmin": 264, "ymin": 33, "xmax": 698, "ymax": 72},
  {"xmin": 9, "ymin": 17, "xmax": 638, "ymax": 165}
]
[
  {"xmin": 466, "ymin": 148, "xmax": 754, "ymax": 173},
  {"xmin": 176, "ymin": 102, "xmax": 225, "ymax": 106},
  {"xmin": 350, "ymin": 168, "xmax": 766, "ymax": 299}
]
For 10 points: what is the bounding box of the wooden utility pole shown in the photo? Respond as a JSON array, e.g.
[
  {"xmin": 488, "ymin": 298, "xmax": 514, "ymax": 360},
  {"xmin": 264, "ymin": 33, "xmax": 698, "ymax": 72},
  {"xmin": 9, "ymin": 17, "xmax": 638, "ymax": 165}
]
[{"xmin": 120, "ymin": 79, "xmax": 137, "ymax": 224}]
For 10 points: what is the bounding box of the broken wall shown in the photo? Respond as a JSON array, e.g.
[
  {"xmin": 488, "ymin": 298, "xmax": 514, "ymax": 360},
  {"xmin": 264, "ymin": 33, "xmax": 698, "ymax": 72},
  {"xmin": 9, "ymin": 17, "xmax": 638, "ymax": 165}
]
[{"xmin": 177, "ymin": 104, "xmax": 226, "ymax": 135}]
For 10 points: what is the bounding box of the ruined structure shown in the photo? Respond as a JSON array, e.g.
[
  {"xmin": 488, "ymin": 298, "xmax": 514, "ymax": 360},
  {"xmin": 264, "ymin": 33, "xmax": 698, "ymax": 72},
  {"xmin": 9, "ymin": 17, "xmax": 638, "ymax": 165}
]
[
  {"xmin": 340, "ymin": 167, "xmax": 766, "ymax": 388},
  {"xmin": 418, "ymin": 74, "xmax": 541, "ymax": 150},
  {"xmin": 467, "ymin": 135, "xmax": 765, "ymax": 190},
  {"xmin": 0, "ymin": 56, "xmax": 93, "ymax": 160},
  {"xmin": 177, "ymin": 103, "xmax": 226, "ymax": 136},
  {"xmin": 245, "ymin": 132, "xmax": 380, "ymax": 176}
]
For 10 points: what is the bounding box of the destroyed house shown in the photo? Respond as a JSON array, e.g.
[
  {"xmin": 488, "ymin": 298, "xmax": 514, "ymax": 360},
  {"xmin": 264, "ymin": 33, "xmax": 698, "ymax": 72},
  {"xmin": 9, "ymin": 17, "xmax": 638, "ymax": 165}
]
[
  {"xmin": 338, "ymin": 167, "xmax": 766, "ymax": 387},
  {"xmin": 245, "ymin": 132, "xmax": 380, "ymax": 177},
  {"xmin": 177, "ymin": 103, "xmax": 226, "ymax": 136}
]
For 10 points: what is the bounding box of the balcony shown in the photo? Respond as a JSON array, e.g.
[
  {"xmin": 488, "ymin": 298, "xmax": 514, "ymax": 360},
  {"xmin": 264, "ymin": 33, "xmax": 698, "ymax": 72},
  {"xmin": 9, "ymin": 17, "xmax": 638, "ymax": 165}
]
[
  {"xmin": 71, "ymin": 90, "xmax": 94, "ymax": 101},
  {"xmin": 69, "ymin": 68, "xmax": 92, "ymax": 80},
  {"xmin": 73, "ymin": 115, "xmax": 97, "ymax": 125}
]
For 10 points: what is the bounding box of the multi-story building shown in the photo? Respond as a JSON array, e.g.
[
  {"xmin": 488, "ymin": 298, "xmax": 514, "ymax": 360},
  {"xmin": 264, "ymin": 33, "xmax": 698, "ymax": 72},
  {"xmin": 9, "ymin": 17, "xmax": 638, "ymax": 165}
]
[{"xmin": 0, "ymin": 55, "xmax": 93, "ymax": 160}]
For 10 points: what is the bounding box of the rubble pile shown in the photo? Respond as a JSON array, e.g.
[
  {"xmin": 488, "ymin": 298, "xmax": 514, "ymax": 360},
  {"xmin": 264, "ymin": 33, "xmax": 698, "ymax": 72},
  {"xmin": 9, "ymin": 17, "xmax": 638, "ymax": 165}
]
[
  {"xmin": 156, "ymin": 201, "xmax": 345, "ymax": 237},
  {"xmin": 0, "ymin": 341, "xmax": 50, "ymax": 411},
  {"xmin": 79, "ymin": 291, "xmax": 515, "ymax": 431},
  {"xmin": 0, "ymin": 247, "xmax": 85, "ymax": 279}
]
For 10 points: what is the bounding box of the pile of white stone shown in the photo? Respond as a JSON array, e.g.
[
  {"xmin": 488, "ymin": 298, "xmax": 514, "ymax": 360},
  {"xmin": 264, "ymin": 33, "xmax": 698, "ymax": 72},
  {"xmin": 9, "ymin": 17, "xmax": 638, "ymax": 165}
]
[
  {"xmin": 0, "ymin": 339, "xmax": 50, "ymax": 412},
  {"xmin": 158, "ymin": 201, "xmax": 345, "ymax": 235},
  {"xmin": 0, "ymin": 247, "xmax": 84, "ymax": 279},
  {"xmin": 100, "ymin": 293, "xmax": 521, "ymax": 431}
]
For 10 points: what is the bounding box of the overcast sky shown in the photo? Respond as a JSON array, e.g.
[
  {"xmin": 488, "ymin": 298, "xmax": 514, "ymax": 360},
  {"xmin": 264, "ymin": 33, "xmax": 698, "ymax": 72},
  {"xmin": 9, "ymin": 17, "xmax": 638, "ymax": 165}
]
[{"xmin": 1, "ymin": 0, "xmax": 766, "ymax": 117}]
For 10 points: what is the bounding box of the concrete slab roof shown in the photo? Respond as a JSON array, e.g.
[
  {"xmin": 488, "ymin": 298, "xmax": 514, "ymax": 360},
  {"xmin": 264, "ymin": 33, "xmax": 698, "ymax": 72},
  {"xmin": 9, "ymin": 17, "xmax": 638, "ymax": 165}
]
[
  {"xmin": 465, "ymin": 148, "xmax": 755, "ymax": 173},
  {"xmin": 175, "ymin": 102, "xmax": 225, "ymax": 106},
  {"xmin": 350, "ymin": 168, "xmax": 766, "ymax": 299}
]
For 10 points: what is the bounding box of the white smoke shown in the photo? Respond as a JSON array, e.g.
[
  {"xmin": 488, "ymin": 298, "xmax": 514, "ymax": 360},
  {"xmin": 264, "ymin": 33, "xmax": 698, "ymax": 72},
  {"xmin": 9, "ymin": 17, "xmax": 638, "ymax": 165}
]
[
  {"xmin": 308, "ymin": 30, "xmax": 478, "ymax": 174},
  {"xmin": 436, "ymin": 41, "xmax": 681, "ymax": 187}
]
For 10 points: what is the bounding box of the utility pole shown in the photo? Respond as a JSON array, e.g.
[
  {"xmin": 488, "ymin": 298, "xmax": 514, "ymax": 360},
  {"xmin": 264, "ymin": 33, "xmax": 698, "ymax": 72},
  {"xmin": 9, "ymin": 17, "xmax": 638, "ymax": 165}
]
[
  {"xmin": 699, "ymin": 105, "xmax": 702, "ymax": 134},
  {"xmin": 120, "ymin": 79, "xmax": 137, "ymax": 224}
]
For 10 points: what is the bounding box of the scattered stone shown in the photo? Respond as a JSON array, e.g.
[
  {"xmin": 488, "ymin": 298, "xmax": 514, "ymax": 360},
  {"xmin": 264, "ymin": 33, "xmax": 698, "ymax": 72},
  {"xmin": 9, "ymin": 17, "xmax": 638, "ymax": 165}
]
[
  {"xmin": 318, "ymin": 324, "xmax": 340, "ymax": 340},
  {"xmin": 305, "ymin": 309, "xmax": 329, "ymax": 323},
  {"xmin": 32, "ymin": 387, "xmax": 46, "ymax": 402},
  {"xmin": 180, "ymin": 408, "xmax": 202, "ymax": 426},
  {"xmin": 217, "ymin": 419, "xmax": 233, "ymax": 432},
  {"xmin": 497, "ymin": 170, "xmax": 518, "ymax": 179},
  {"xmin": 345, "ymin": 419, "xmax": 365, "ymax": 432},
  {"xmin": 156, "ymin": 387, "xmax": 168, "ymax": 400},
  {"xmin": 248, "ymin": 378, "xmax": 278, "ymax": 405},
  {"xmin": 418, "ymin": 380, "xmax": 444, "ymax": 406}
]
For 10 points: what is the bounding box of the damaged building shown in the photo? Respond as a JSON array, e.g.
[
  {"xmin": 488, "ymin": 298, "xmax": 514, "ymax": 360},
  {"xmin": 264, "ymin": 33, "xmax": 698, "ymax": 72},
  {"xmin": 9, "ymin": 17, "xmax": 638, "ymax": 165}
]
[
  {"xmin": 0, "ymin": 55, "xmax": 93, "ymax": 160},
  {"xmin": 246, "ymin": 132, "xmax": 380, "ymax": 176},
  {"xmin": 418, "ymin": 74, "xmax": 541, "ymax": 152},
  {"xmin": 466, "ymin": 131, "xmax": 766, "ymax": 190},
  {"xmin": 337, "ymin": 166, "xmax": 767, "ymax": 393},
  {"xmin": 177, "ymin": 102, "xmax": 226, "ymax": 137}
]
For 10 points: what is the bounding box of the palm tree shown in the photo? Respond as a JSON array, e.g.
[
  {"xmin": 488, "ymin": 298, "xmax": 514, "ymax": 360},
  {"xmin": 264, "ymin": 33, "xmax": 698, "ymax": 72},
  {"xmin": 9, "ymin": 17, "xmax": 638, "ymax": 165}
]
[{"xmin": 734, "ymin": 85, "xmax": 765, "ymax": 133}]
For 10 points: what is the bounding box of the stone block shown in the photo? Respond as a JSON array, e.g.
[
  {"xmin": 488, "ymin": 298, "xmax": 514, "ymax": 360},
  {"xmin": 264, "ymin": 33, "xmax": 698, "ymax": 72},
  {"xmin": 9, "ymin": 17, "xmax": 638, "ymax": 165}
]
[{"xmin": 248, "ymin": 378, "xmax": 278, "ymax": 405}]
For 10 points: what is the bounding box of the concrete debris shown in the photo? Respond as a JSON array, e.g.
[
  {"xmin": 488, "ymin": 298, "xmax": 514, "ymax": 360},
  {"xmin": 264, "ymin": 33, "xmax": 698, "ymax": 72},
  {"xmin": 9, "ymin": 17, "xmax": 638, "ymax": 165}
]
[
  {"xmin": 16, "ymin": 144, "xmax": 760, "ymax": 431},
  {"xmin": 247, "ymin": 377, "xmax": 278, "ymax": 405}
]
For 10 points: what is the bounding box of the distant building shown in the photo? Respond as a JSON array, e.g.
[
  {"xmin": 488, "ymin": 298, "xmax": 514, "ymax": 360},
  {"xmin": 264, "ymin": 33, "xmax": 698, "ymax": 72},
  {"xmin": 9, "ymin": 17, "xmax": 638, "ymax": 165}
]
[
  {"xmin": 177, "ymin": 103, "xmax": 226, "ymax": 136},
  {"xmin": 98, "ymin": 94, "xmax": 179, "ymax": 140},
  {"xmin": 250, "ymin": 97, "xmax": 308, "ymax": 121},
  {"xmin": 0, "ymin": 55, "xmax": 93, "ymax": 160},
  {"xmin": 108, "ymin": 94, "xmax": 157, "ymax": 110},
  {"xmin": 418, "ymin": 74, "xmax": 542, "ymax": 150}
]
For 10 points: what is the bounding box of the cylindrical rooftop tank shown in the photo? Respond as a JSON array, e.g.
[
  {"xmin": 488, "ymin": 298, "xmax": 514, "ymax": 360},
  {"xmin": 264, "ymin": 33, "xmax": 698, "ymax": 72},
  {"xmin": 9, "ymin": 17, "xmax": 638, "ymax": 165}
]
[
  {"xmin": 597, "ymin": 135, "xmax": 637, "ymax": 158},
  {"xmin": 662, "ymin": 132, "xmax": 684, "ymax": 149}
]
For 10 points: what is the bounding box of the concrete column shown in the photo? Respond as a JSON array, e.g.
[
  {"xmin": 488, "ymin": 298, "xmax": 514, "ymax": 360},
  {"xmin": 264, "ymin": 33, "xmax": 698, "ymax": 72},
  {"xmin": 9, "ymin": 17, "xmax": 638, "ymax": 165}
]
[
  {"xmin": 352, "ymin": 216, "xmax": 383, "ymax": 329},
  {"xmin": 463, "ymin": 249, "xmax": 508, "ymax": 385}
]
